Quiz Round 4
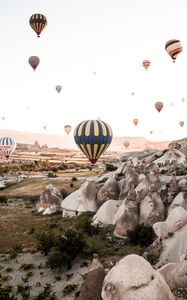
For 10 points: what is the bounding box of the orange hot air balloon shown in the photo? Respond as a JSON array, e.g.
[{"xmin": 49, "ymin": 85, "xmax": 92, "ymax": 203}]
[
  {"xmin": 142, "ymin": 60, "xmax": 151, "ymax": 70},
  {"xmin": 123, "ymin": 141, "xmax": 130, "ymax": 148},
  {"xmin": 165, "ymin": 39, "xmax": 183, "ymax": 62},
  {"xmin": 155, "ymin": 101, "xmax": 163, "ymax": 113},
  {"xmin": 64, "ymin": 125, "xmax": 72, "ymax": 135},
  {"xmin": 133, "ymin": 118, "xmax": 138, "ymax": 126}
]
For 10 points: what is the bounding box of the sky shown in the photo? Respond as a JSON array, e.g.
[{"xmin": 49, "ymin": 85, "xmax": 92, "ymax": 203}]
[{"xmin": 1, "ymin": 0, "xmax": 187, "ymax": 142}]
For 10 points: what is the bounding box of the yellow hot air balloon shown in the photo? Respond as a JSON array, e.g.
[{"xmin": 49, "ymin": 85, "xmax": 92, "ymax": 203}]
[
  {"xmin": 155, "ymin": 101, "xmax": 163, "ymax": 113},
  {"xmin": 29, "ymin": 56, "xmax": 40, "ymax": 71},
  {"xmin": 133, "ymin": 118, "xmax": 138, "ymax": 126},
  {"xmin": 74, "ymin": 119, "xmax": 113, "ymax": 164},
  {"xmin": 64, "ymin": 125, "xmax": 72, "ymax": 135},
  {"xmin": 142, "ymin": 59, "xmax": 151, "ymax": 70},
  {"xmin": 123, "ymin": 141, "xmax": 130, "ymax": 148},
  {"xmin": 29, "ymin": 13, "xmax": 47, "ymax": 37},
  {"xmin": 165, "ymin": 39, "xmax": 183, "ymax": 62}
]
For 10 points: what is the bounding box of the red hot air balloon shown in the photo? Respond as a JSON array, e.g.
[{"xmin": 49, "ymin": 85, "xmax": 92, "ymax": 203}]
[
  {"xmin": 142, "ymin": 60, "xmax": 151, "ymax": 70},
  {"xmin": 155, "ymin": 101, "xmax": 164, "ymax": 113}
]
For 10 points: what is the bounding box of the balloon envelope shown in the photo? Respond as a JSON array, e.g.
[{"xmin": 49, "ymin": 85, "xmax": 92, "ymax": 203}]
[
  {"xmin": 64, "ymin": 125, "xmax": 72, "ymax": 135},
  {"xmin": 142, "ymin": 59, "xmax": 151, "ymax": 70},
  {"xmin": 56, "ymin": 85, "xmax": 62, "ymax": 93},
  {"xmin": 155, "ymin": 101, "xmax": 163, "ymax": 112},
  {"xmin": 123, "ymin": 141, "xmax": 130, "ymax": 148},
  {"xmin": 29, "ymin": 13, "xmax": 47, "ymax": 37},
  {"xmin": 133, "ymin": 118, "xmax": 138, "ymax": 126},
  {"xmin": 0, "ymin": 136, "xmax": 16, "ymax": 159},
  {"xmin": 165, "ymin": 39, "xmax": 183, "ymax": 62},
  {"xmin": 29, "ymin": 56, "xmax": 40, "ymax": 71},
  {"xmin": 179, "ymin": 121, "xmax": 184, "ymax": 127},
  {"xmin": 74, "ymin": 119, "xmax": 113, "ymax": 164}
]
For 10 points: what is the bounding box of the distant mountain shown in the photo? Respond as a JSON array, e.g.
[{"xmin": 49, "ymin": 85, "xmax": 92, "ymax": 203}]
[{"xmin": 0, "ymin": 129, "xmax": 170, "ymax": 151}]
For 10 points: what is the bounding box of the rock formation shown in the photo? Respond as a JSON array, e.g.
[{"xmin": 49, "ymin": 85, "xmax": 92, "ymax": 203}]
[
  {"xmin": 36, "ymin": 184, "xmax": 63, "ymax": 215},
  {"xmin": 61, "ymin": 181, "xmax": 97, "ymax": 217}
]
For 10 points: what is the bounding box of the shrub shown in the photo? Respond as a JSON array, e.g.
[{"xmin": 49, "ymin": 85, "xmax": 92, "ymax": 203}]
[
  {"xmin": 0, "ymin": 196, "xmax": 8, "ymax": 205},
  {"xmin": 62, "ymin": 284, "xmax": 79, "ymax": 296},
  {"xmin": 71, "ymin": 177, "xmax": 78, "ymax": 182},
  {"xmin": 105, "ymin": 164, "xmax": 117, "ymax": 172},
  {"xmin": 127, "ymin": 224, "xmax": 155, "ymax": 247},
  {"xmin": 35, "ymin": 229, "xmax": 59, "ymax": 255},
  {"xmin": 34, "ymin": 284, "xmax": 57, "ymax": 300},
  {"xmin": 20, "ymin": 263, "xmax": 34, "ymax": 271},
  {"xmin": 0, "ymin": 284, "xmax": 15, "ymax": 300},
  {"xmin": 84, "ymin": 236, "xmax": 106, "ymax": 255},
  {"xmin": 47, "ymin": 172, "xmax": 57, "ymax": 178},
  {"xmin": 10, "ymin": 243, "xmax": 23, "ymax": 259},
  {"xmin": 46, "ymin": 250, "xmax": 72, "ymax": 271}
]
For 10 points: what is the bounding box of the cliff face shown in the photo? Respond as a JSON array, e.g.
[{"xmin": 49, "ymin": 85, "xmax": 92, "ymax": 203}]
[{"xmin": 167, "ymin": 138, "xmax": 187, "ymax": 157}]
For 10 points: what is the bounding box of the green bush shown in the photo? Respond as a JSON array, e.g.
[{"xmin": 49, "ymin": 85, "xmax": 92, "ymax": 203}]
[
  {"xmin": 127, "ymin": 224, "xmax": 155, "ymax": 247},
  {"xmin": 34, "ymin": 284, "xmax": 57, "ymax": 300},
  {"xmin": 20, "ymin": 263, "xmax": 34, "ymax": 271},
  {"xmin": 46, "ymin": 250, "xmax": 72, "ymax": 271},
  {"xmin": 84, "ymin": 236, "xmax": 106, "ymax": 255},
  {"xmin": 35, "ymin": 229, "xmax": 59, "ymax": 255},
  {"xmin": 47, "ymin": 172, "xmax": 57, "ymax": 178},
  {"xmin": 105, "ymin": 164, "xmax": 117, "ymax": 172},
  {"xmin": 62, "ymin": 284, "xmax": 79, "ymax": 296}
]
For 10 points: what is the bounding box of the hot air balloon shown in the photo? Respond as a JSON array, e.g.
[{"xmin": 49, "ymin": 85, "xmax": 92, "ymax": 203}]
[
  {"xmin": 131, "ymin": 92, "xmax": 135, "ymax": 96},
  {"xmin": 142, "ymin": 60, "xmax": 151, "ymax": 70},
  {"xmin": 179, "ymin": 121, "xmax": 184, "ymax": 127},
  {"xmin": 123, "ymin": 141, "xmax": 130, "ymax": 149},
  {"xmin": 29, "ymin": 13, "xmax": 47, "ymax": 37},
  {"xmin": 29, "ymin": 56, "xmax": 40, "ymax": 71},
  {"xmin": 0, "ymin": 137, "xmax": 16, "ymax": 159},
  {"xmin": 43, "ymin": 125, "xmax": 47, "ymax": 130},
  {"xmin": 74, "ymin": 119, "xmax": 113, "ymax": 164},
  {"xmin": 155, "ymin": 101, "xmax": 163, "ymax": 113},
  {"xmin": 149, "ymin": 130, "xmax": 153, "ymax": 135},
  {"xmin": 181, "ymin": 98, "xmax": 185, "ymax": 103},
  {"xmin": 165, "ymin": 39, "xmax": 183, "ymax": 62},
  {"xmin": 64, "ymin": 125, "xmax": 72, "ymax": 135},
  {"xmin": 133, "ymin": 118, "xmax": 138, "ymax": 126},
  {"xmin": 2, "ymin": 116, "xmax": 5, "ymax": 120},
  {"xmin": 56, "ymin": 85, "xmax": 62, "ymax": 93}
]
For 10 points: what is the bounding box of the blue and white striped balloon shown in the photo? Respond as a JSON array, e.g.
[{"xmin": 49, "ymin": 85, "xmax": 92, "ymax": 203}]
[{"xmin": 0, "ymin": 136, "xmax": 16, "ymax": 158}]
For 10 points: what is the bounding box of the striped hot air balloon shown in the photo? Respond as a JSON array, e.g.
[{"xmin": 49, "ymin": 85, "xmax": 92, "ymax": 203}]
[
  {"xmin": 29, "ymin": 13, "xmax": 47, "ymax": 37},
  {"xmin": 0, "ymin": 136, "xmax": 16, "ymax": 159},
  {"xmin": 165, "ymin": 39, "xmax": 183, "ymax": 62},
  {"xmin": 74, "ymin": 119, "xmax": 113, "ymax": 164},
  {"xmin": 142, "ymin": 60, "xmax": 151, "ymax": 70}
]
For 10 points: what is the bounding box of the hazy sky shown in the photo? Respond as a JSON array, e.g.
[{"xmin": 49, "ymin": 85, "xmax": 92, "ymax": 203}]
[{"xmin": 1, "ymin": 0, "xmax": 187, "ymax": 141}]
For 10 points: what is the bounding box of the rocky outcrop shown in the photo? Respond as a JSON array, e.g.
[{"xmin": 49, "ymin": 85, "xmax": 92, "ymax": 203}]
[
  {"xmin": 97, "ymin": 175, "xmax": 119, "ymax": 207},
  {"xmin": 139, "ymin": 189, "xmax": 165, "ymax": 226},
  {"xmin": 93, "ymin": 200, "xmax": 122, "ymax": 225},
  {"xmin": 118, "ymin": 166, "xmax": 139, "ymax": 200},
  {"xmin": 61, "ymin": 181, "xmax": 97, "ymax": 217},
  {"xmin": 114, "ymin": 185, "xmax": 138, "ymax": 237},
  {"xmin": 159, "ymin": 254, "xmax": 187, "ymax": 290},
  {"xmin": 79, "ymin": 254, "xmax": 105, "ymax": 300},
  {"xmin": 101, "ymin": 254, "xmax": 174, "ymax": 300},
  {"xmin": 36, "ymin": 184, "xmax": 63, "ymax": 215}
]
